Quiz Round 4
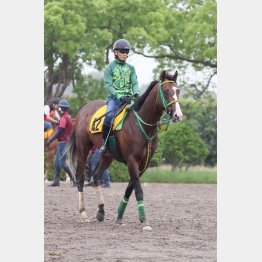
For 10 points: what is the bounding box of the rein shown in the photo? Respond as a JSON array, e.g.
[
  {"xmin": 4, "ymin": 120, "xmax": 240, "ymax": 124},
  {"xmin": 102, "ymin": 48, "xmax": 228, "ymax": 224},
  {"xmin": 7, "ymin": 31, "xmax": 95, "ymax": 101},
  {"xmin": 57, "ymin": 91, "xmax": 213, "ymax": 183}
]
[
  {"xmin": 134, "ymin": 79, "xmax": 178, "ymax": 173},
  {"xmin": 134, "ymin": 80, "xmax": 177, "ymax": 140}
]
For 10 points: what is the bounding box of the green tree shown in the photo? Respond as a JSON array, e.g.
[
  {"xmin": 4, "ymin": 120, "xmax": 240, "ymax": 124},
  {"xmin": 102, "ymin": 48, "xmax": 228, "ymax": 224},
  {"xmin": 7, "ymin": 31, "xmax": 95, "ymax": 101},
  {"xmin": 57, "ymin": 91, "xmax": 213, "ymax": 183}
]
[
  {"xmin": 69, "ymin": 74, "xmax": 106, "ymax": 116},
  {"xmin": 44, "ymin": 0, "xmax": 111, "ymax": 103},
  {"xmin": 161, "ymin": 122, "xmax": 209, "ymax": 170},
  {"xmin": 44, "ymin": 0, "xmax": 217, "ymax": 102},
  {"xmin": 132, "ymin": 0, "xmax": 217, "ymax": 95},
  {"xmin": 182, "ymin": 93, "xmax": 217, "ymax": 166}
]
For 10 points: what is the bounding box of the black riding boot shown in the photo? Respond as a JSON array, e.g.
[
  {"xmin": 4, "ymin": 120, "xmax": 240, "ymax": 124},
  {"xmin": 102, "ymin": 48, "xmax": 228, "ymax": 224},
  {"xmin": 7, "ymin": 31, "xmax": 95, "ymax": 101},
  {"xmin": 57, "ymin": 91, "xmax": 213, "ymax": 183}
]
[{"xmin": 99, "ymin": 124, "xmax": 111, "ymax": 153}]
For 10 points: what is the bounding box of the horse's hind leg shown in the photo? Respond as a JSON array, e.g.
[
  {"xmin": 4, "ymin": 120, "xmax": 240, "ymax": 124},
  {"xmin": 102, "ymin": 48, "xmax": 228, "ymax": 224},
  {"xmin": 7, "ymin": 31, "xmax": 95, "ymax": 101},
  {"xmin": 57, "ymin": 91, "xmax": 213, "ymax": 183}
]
[
  {"xmin": 116, "ymin": 179, "xmax": 133, "ymax": 224},
  {"xmin": 76, "ymin": 149, "xmax": 91, "ymax": 223},
  {"xmin": 92, "ymin": 154, "xmax": 113, "ymax": 222}
]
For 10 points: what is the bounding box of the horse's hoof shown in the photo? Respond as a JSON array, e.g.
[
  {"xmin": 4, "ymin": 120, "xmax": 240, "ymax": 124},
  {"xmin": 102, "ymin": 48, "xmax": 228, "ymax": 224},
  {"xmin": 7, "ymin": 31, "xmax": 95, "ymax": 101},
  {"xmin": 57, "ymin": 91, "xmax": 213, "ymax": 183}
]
[
  {"xmin": 116, "ymin": 218, "xmax": 125, "ymax": 225},
  {"xmin": 142, "ymin": 225, "xmax": 152, "ymax": 230},
  {"xmin": 96, "ymin": 211, "xmax": 105, "ymax": 222},
  {"xmin": 80, "ymin": 211, "xmax": 91, "ymax": 223},
  {"xmin": 142, "ymin": 222, "xmax": 152, "ymax": 230}
]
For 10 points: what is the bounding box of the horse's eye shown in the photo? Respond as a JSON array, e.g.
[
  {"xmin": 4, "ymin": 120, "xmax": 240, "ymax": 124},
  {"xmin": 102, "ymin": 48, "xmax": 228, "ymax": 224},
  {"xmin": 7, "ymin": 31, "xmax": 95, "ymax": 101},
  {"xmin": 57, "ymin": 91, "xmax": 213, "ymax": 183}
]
[{"xmin": 163, "ymin": 90, "xmax": 169, "ymax": 96}]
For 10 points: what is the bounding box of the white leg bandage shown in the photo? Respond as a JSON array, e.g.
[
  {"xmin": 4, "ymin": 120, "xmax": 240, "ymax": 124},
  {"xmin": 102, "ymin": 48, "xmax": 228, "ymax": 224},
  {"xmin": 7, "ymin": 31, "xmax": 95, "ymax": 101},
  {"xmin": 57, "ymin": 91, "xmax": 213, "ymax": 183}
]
[{"xmin": 95, "ymin": 186, "xmax": 104, "ymax": 206}]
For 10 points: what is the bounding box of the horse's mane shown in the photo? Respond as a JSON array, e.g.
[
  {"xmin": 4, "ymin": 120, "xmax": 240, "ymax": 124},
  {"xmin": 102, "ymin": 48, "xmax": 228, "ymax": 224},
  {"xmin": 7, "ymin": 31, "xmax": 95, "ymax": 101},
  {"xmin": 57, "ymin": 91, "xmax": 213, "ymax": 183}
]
[{"xmin": 133, "ymin": 80, "xmax": 158, "ymax": 111}]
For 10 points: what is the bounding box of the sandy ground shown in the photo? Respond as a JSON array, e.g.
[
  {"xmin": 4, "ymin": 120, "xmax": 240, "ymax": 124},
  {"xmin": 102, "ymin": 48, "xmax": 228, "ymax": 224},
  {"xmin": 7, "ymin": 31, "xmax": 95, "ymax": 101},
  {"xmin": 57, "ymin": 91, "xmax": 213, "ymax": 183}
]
[{"xmin": 45, "ymin": 182, "xmax": 216, "ymax": 262}]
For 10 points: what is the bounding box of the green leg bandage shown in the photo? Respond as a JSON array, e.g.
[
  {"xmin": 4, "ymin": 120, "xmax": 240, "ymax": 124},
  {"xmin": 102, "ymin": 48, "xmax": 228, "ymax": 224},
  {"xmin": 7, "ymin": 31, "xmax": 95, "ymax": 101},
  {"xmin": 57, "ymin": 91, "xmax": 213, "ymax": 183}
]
[
  {"xmin": 137, "ymin": 200, "xmax": 146, "ymax": 223},
  {"xmin": 117, "ymin": 197, "xmax": 129, "ymax": 219}
]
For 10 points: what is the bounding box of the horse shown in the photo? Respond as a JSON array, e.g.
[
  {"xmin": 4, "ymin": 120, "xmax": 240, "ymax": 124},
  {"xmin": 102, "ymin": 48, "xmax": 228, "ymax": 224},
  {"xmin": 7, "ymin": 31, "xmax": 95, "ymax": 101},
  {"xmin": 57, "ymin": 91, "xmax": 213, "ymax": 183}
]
[{"xmin": 66, "ymin": 70, "xmax": 183, "ymax": 230}]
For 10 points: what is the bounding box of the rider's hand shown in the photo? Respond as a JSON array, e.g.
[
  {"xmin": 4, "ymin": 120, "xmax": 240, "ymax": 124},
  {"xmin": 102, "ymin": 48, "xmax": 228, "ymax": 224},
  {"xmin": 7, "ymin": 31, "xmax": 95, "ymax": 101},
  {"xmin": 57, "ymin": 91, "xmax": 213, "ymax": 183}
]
[{"xmin": 120, "ymin": 96, "xmax": 131, "ymax": 104}]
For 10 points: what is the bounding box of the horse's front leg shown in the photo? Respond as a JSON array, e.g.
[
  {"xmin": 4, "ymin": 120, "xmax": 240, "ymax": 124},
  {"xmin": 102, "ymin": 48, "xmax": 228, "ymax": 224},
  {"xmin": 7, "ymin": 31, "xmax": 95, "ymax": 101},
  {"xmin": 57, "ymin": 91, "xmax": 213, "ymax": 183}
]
[
  {"xmin": 116, "ymin": 170, "xmax": 146, "ymax": 224},
  {"xmin": 116, "ymin": 179, "xmax": 133, "ymax": 224},
  {"xmin": 127, "ymin": 160, "xmax": 152, "ymax": 230}
]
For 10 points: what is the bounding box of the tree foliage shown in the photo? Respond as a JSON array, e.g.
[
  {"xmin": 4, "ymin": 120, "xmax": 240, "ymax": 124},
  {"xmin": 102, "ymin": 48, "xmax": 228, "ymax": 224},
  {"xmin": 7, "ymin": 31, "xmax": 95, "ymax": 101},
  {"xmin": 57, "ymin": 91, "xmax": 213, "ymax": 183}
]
[
  {"xmin": 69, "ymin": 74, "xmax": 106, "ymax": 116},
  {"xmin": 161, "ymin": 122, "xmax": 209, "ymax": 170},
  {"xmin": 181, "ymin": 93, "xmax": 217, "ymax": 166},
  {"xmin": 44, "ymin": 0, "xmax": 217, "ymax": 102},
  {"xmin": 44, "ymin": 0, "xmax": 217, "ymax": 167}
]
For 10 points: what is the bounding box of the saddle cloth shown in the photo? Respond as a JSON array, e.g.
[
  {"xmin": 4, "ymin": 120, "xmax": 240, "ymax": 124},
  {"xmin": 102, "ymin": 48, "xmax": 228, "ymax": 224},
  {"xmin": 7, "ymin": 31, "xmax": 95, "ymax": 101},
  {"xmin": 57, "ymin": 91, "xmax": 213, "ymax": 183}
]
[
  {"xmin": 44, "ymin": 128, "xmax": 54, "ymax": 139},
  {"xmin": 89, "ymin": 105, "xmax": 128, "ymax": 134}
]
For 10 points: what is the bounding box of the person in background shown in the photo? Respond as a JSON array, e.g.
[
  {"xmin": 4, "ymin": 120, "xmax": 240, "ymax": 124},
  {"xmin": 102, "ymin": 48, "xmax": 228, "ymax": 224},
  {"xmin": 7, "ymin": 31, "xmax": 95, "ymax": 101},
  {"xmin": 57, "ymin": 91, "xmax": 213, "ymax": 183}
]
[
  {"xmin": 44, "ymin": 97, "xmax": 60, "ymax": 131},
  {"xmin": 85, "ymin": 147, "xmax": 111, "ymax": 188},
  {"xmin": 49, "ymin": 97, "xmax": 61, "ymax": 125},
  {"xmin": 44, "ymin": 104, "xmax": 53, "ymax": 131},
  {"xmin": 46, "ymin": 99, "xmax": 75, "ymax": 186},
  {"xmin": 99, "ymin": 38, "xmax": 140, "ymax": 153}
]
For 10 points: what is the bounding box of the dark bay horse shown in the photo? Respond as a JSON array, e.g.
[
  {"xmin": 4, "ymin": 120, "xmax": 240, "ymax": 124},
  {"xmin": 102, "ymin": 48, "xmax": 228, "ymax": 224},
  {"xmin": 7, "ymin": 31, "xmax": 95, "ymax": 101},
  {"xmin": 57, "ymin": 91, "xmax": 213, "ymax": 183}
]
[{"xmin": 67, "ymin": 70, "xmax": 183, "ymax": 230}]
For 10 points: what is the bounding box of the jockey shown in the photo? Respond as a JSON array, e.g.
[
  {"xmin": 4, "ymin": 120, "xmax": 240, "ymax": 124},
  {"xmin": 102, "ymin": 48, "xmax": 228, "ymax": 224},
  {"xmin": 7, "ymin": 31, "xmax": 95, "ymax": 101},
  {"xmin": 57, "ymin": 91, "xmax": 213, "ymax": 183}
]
[
  {"xmin": 100, "ymin": 39, "xmax": 140, "ymax": 153},
  {"xmin": 46, "ymin": 99, "xmax": 75, "ymax": 186}
]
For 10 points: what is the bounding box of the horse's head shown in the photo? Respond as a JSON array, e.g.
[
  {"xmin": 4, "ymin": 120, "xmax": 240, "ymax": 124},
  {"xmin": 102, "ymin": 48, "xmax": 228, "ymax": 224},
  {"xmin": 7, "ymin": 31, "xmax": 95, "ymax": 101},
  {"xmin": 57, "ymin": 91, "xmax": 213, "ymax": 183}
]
[{"xmin": 158, "ymin": 70, "xmax": 183, "ymax": 122}]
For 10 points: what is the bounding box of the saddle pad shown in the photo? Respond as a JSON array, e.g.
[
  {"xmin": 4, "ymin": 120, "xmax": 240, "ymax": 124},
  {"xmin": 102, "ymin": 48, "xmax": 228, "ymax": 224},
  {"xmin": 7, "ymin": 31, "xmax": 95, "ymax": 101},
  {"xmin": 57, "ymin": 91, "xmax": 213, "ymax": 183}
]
[
  {"xmin": 44, "ymin": 128, "xmax": 54, "ymax": 139},
  {"xmin": 89, "ymin": 105, "xmax": 128, "ymax": 134}
]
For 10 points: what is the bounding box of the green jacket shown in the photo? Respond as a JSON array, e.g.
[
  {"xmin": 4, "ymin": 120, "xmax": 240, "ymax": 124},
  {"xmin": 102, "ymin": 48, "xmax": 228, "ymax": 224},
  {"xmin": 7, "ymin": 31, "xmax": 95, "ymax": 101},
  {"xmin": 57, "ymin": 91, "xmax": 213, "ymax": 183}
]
[{"xmin": 104, "ymin": 58, "xmax": 140, "ymax": 99}]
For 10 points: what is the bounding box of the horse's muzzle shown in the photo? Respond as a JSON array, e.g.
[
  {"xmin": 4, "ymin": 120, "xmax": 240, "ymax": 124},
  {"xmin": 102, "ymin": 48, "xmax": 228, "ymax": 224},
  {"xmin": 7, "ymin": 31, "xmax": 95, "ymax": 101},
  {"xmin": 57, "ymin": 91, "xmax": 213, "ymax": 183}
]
[{"xmin": 172, "ymin": 113, "xmax": 183, "ymax": 122}]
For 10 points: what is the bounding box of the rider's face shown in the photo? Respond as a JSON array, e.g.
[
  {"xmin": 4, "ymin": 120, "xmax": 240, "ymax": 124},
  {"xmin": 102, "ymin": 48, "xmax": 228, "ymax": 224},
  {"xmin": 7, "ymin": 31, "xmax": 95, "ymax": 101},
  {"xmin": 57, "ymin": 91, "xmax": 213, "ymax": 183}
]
[{"xmin": 115, "ymin": 50, "xmax": 129, "ymax": 62}]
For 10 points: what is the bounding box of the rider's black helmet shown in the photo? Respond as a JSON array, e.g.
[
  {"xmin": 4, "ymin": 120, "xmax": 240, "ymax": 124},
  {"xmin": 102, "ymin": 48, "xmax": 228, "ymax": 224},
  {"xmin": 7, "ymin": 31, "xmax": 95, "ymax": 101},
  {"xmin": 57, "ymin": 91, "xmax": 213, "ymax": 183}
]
[{"xmin": 113, "ymin": 39, "xmax": 131, "ymax": 50}]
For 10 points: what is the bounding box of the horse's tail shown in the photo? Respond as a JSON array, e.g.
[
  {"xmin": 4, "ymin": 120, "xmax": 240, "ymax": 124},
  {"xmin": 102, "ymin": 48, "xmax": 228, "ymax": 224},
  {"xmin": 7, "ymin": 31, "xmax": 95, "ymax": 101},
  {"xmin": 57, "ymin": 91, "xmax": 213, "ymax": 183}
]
[{"xmin": 66, "ymin": 131, "xmax": 77, "ymax": 182}]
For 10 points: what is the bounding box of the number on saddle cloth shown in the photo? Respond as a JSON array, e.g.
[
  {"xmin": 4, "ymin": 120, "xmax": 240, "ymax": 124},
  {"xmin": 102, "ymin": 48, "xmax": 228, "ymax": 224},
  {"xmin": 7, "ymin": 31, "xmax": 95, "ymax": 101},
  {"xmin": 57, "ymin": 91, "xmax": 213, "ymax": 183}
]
[{"xmin": 89, "ymin": 104, "xmax": 129, "ymax": 134}]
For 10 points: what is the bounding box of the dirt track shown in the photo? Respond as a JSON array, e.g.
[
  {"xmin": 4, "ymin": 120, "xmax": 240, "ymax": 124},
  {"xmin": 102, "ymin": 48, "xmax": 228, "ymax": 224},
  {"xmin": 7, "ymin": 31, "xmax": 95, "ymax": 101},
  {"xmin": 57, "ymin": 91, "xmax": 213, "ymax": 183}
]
[{"xmin": 44, "ymin": 182, "xmax": 216, "ymax": 262}]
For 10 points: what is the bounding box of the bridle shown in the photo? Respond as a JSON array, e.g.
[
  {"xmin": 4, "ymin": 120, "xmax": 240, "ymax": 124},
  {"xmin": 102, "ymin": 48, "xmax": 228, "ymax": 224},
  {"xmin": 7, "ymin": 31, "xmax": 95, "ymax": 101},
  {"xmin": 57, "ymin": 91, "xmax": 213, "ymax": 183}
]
[
  {"xmin": 133, "ymin": 79, "xmax": 180, "ymax": 141},
  {"xmin": 157, "ymin": 79, "xmax": 179, "ymax": 117},
  {"xmin": 156, "ymin": 80, "xmax": 179, "ymax": 116},
  {"xmin": 133, "ymin": 79, "xmax": 180, "ymax": 173}
]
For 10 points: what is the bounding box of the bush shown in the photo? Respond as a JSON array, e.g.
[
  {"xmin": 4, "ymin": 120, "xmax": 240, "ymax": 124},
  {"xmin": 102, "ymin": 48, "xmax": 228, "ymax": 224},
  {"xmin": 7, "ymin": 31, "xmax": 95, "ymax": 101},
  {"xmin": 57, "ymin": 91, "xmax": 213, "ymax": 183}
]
[
  {"xmin": 148, "ymin": 137, "xmax": 164, "ymax": 167},
  {"xmin": 44, "ymin": 153, "xmax": 67, "ymax": 181},
  {"xmin": 108, "ymin": 160, "xmax": 129, "ymax": 182},
  {"xmin": 162, "ymin": 122, "xmax": 209, "ymax": 170}
]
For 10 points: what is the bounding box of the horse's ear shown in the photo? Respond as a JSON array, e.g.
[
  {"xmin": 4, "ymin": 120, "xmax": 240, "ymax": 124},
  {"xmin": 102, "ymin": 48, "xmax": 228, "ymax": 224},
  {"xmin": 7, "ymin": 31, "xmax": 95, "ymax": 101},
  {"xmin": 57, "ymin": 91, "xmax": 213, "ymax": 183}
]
[
  {"xmin": 173, "ymin": 70, "xmax": 178, "ymax": 82},
  {"xmin": 160, "ymin": 70, "xmax": 167, "ymax": 81}
]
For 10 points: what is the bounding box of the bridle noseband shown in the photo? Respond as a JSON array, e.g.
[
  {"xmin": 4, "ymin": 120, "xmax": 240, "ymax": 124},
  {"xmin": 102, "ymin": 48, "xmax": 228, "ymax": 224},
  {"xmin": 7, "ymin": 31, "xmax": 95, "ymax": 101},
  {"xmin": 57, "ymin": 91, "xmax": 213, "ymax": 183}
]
[{"xmin": 157, "ymin": 80, "xmax": 179, "ymax": 117}]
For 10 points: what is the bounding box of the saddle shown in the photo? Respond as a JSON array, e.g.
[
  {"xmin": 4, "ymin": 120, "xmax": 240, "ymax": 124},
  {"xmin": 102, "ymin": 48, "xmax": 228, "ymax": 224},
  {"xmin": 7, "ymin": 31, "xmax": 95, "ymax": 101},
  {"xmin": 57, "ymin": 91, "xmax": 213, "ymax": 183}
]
[
  {"xmin": 89, "ymin": 104, "xmax": 131, "ymax": 163},
  {"xmin": 89, "ymin": 104, "xmax": 129, "ymax": 134}
]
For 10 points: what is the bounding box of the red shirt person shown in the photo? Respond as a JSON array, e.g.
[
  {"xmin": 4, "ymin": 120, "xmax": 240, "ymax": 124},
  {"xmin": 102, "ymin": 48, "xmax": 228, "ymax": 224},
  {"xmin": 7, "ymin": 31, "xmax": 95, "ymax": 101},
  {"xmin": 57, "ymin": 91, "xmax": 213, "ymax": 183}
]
[{"xmin": 46, "ymin": 99, "xmax": 75, "ymax": 186}]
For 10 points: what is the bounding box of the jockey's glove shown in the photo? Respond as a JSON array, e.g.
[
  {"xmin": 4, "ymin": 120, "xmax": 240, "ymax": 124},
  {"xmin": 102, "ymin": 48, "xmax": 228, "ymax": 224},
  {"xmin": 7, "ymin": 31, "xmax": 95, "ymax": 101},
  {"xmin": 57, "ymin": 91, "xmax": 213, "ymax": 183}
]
[{"xmin": 120, "ymin": 96, "xmax": 131, "ymax": 104}]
